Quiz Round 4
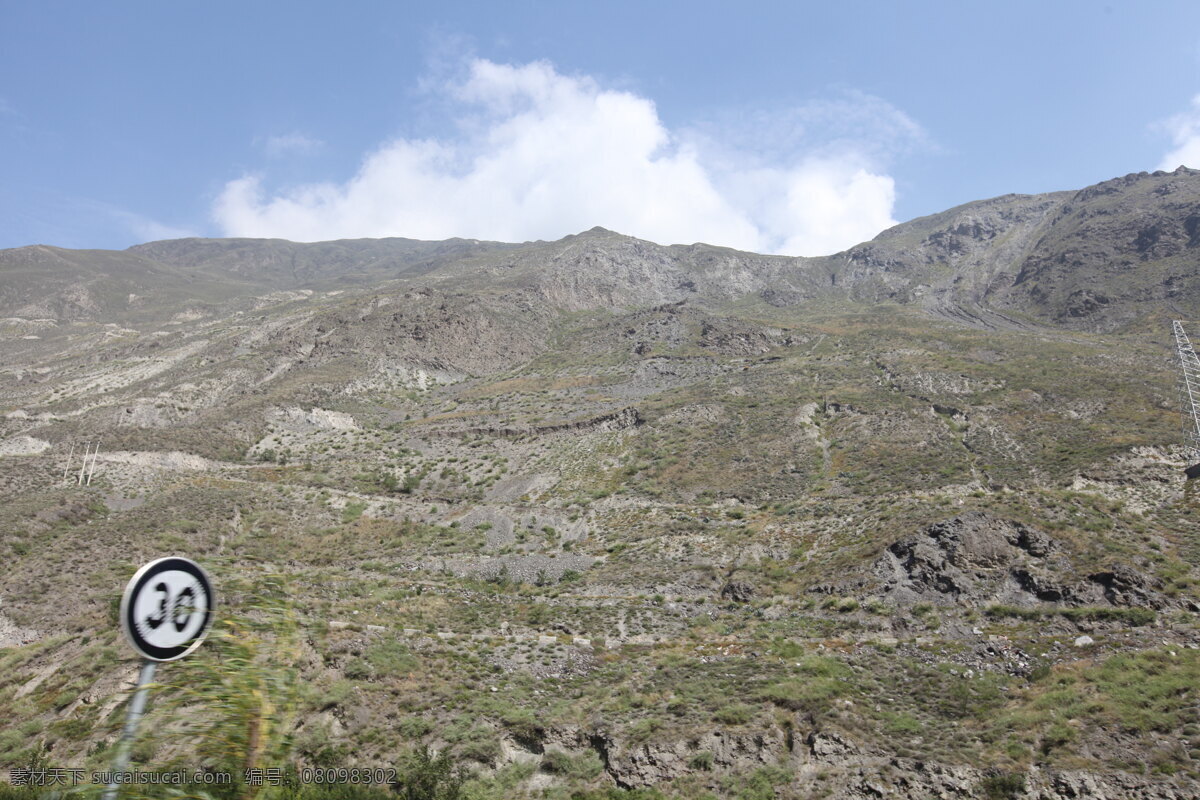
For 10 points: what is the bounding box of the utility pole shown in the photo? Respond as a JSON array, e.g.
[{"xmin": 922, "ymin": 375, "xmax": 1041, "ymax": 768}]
[
  {"xmin": 77, "ymin": 442, "xmax": 91, "ymax": 486},
  {"xmin": 1172, "ymin": 321, "xmax": 1200, "ymax": 478},
  {"xmin": 87, "ymin": 441, "xmax": 101, "ymax": 485},
  {"xmin": 62, "ymin": 441, "xmax": 75, "ymax": 484}
]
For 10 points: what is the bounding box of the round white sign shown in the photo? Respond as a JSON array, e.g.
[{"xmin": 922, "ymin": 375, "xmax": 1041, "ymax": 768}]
[{"xmin": 120, "ymin": 557, "xmax": 215, "ymax": 661}]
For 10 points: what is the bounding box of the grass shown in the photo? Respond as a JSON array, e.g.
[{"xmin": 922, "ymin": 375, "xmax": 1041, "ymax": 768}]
[
  {"xmin": 760, "ymin": 656, "xmax": 851, "ymax": 713},
  {"xmin": 985, "ymin": 605, "xmax": 1156, "ymax": 626},
  {"xmin": 985, "ymin": 648, "xmax": 1200, "ymax": 767},
  {"xmin": 979, "ymin": 772, "xmax": 1026, "ymax": 800},
  {"xmin": 1, "ymin": 301, "xmax": 1196, "ymax": 795}
]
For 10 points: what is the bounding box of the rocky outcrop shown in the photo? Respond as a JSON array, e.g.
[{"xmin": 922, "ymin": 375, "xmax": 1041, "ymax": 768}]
[
  {"xmin": 871, "ymin": 512, "xmax": 1165, "ymax": 609},
  {"xmin": 790, "ymin": 759, "xmax": 1197, "ymax": 799},
  {"xmin": 440, "ymin": 406, "xmax": 643, "ymax": 439},
  {"xmin": 429, "ymin": 552, "xmax": 594, "ymax": 584},
  {"xmin": 523, "ymin": 722, "xmax": 1196, "ymax": 798},
  {"xmin": 719, "ymin": 580, "xmax": 755, "ymax": 603},
  {"xmin": 0, "ymin": 435, "xmax": 50, "ymax": 456},
  {"xmin": 831, "ymin": 167, "xmax": 1200, "ymax": 331},
  {"xmin": 0, "ymin": 604, "xmax": 39, "ymax": 648}
]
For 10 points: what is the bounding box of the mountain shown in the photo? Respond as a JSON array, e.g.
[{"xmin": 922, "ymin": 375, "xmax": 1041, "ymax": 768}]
[
  {"xmin": 835, "ymin": 165, "xmax": 1200, "ymax": 331},
  {"xmin": 1, "ymin": 169, "xmax": 1200, "ymax": 798},
  {"xmin": 5, "ymin": 167, "xmax": 1200, "ymax": 332}
]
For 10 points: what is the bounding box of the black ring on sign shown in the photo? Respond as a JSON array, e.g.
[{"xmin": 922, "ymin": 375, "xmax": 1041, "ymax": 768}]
[{"xmin": 120, "ymin": 557, "xmax": 215, "ymax": 661}]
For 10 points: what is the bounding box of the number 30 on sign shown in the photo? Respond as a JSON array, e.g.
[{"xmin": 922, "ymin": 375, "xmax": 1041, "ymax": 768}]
[{"xmin": 119, "ymin": 557, "xmax": 215, "ymax": 661}]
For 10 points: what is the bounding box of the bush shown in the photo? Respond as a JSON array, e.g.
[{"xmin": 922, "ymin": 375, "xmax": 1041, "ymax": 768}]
[
  {"xmin": 721, "ymin": 765, "xmax": 792, "ymax": 800},
  {"xmin": 882, "ymin": 713, "xmax": 922, "ymax": 735},
  {"xmin": 539, "ymin": 750, "xmax": 603, "ymax": 779},
  {"xmin": 985, "ymin": 605, "xmax": 1155, "ymax": 626},
  {"xmin": 494, "ymin": 705, "xmax": 542, "ymax": 744},
  {"xmin": 979, "ymin": 771, "xmax": 1026, "ymax": 800},
  {"xmin": 713, "ymin": 703, "xmax": 756, "ymax": 725},
  {"xmin": 393, "ymin": 747, "xmax": 465, "ymax": 800},
  {"xmin": 366, "ymin": 640, "xmax": 420, "ymax": 677},
  {"xmin": 342, "ymin": 501, "xmax": 367, "ymax": 523},
  {"xmin": 399, "ymin": 717, "xmax": 433, "ymax": 740},
  {"xmin": 1040, "ymin": 722, "xmax": 1074, "ymax": 754},
  {"xmin": 159, "ymin": 572, "xmax": 301, "ymax": 778},
  {"xmin": 343, "ymin": 657, "xmax": 371, "ymax": 680},
  {"xmin": 540, "ymin": 750, "xmax": 574, "ymax": 774},
  {"xmin": 456, "ymin": 732, "xmax": 501, "ymax": 766},
  {"xmin": 761, "ymin": 656, "xmax": 851, "ymax": 713},
  {"xmin": 295, "ymin": 723, "xmax": 348, "ymax": 768}
]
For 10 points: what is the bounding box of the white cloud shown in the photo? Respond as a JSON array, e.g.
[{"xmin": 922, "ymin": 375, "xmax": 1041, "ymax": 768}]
[
  {"xmin": 109, "ymin": 208, "xmax": 197, "ymax": 242},
  {"xmin": 215, "ymin": 59, "xmax": 918, "ymax": 256},
  {"xmin": 779, "ymin": 161, "xmax": 897, "ymax": 257},
  {"xmin": 263, "ymin": 132, "xmax": 323, "ymax": 158},
  {"xmin": 1157, "ymin": 94, "xmax": 1200, "ymax": 171},
  {"xmin": 685, "ymin": 91, "xmax": 927, "ymax": 168}
]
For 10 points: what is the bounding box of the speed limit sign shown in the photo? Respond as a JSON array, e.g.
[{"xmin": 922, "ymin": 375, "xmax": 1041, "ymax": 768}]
[
  {"xmin": 104, "ymin": 558, "xmax": 216, "ymax": 800},
  {"xmin": 119, "ymin": 556, "xmax": 215, "ymax": 661}
]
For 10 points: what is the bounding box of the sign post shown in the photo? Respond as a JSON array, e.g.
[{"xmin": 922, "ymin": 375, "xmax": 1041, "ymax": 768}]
[{"xmin": 103, "ymin": 557, "xmax": 215, "ymax": 800}]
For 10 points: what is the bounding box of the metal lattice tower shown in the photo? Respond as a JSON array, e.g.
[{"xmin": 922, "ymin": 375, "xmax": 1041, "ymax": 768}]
[{"xmin": 1172, "ymin": 320, "xmax": 1200, "ymax": 478}]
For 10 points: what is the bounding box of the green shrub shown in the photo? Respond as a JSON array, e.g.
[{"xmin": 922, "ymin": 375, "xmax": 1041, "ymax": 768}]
[
  {"xmin": 985, "ymin": 605, "xmax": 1155, "ymax": 626},
  {"xmin": 713, "ymin": 703, "xmax": 756, "ymax": 725},
  {"xmin": 539, "ymin": 750, "xmax": 573, "ymax": 775},
  {"xmin": 343, "ymin": 657, "xmax": 371, "ymax": 680},
  {"xmin": 341, "ymin": 501, "xmax": 367, "ymax": 523},
  {"xmin": 158, "ymin": 572, "xmax": 301, "ymax": 778},
  {"xmin": 456, "ymin": 731, "xmax": 501, "ymax": 766},
  {"xmin": 979, "ymin": 771, "xmax": 1026, "ymax": 800},
  {"xmin": 0, "ymin": 788, "xmax": 41, "ymax": 800},
  {"xmin": 627, "ymin": 717, "xmax": 664, "ymax": 742},
  {"xmin": 538, "ymin": 748, "xmax": 605, "ymax": 779},
  {"xmin": 365, "ymin": 640, "xmax": 420, "ymax": 677},
  {"xmin": 295, "ymin": 723, "xmax": 348, "ymax": 768},
  {"xmin": 394, "ymin": 747, "xmax": 465, "ymax": 800},
  {"xmin": 494, "ymin": 705, "xmax": 542, "ymax": 743},
  {"xmin": 761, "ymin": 655, "xmax": 851, "ymax": 713},
  {"xmin": 721, "ymin": 765, "xmax": 792, "ymax": 800},
  {"xmin": 399, "ymin": 717, "xmax": 433, "ymax": 740},
  {"xmin": 1041, "ymin": 721, "xmax": 1074, "ymax": 754},
  {"xmin": 768, "ymin": 639, "xmax": 806, "ymax": 660},
  {"xmin": 882, "ymin": 713, "xmax": 922, "ymax": 735}
]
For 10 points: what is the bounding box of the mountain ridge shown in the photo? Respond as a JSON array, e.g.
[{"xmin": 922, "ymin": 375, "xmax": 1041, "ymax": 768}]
[{"xmin": 4, "ymin": 166, "xmax": 1200, "ymax": 333}]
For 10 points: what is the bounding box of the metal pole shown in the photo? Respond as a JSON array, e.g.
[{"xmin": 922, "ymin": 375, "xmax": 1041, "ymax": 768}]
[
  {"xmin": 87, "ymin": 442, "xmax": 101, "ymax": 485},
  {"xmin": 102, "ymin": 659, "xmax": 158, "ymax": 800},
  {"xmin": 78, "ymin": 443, "xmax": 90, "ymax": 486},
  {"xmin": 1174, "ymin": 321, "xmax": 1200, "ymax": 476},
  {"xmin": 62, "ymin": 441, "xmax": 75, "ymax": 484}
]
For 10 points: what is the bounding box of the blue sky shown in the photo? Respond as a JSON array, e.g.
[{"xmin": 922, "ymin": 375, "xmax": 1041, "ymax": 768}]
[{"xmin": 3, "ymin": 1, "xmax": 1200, "ymax": 255}]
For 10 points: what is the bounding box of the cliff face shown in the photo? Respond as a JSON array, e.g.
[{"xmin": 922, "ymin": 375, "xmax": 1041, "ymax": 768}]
[{"xmin": 832, "ymin": 166, "xmax": 1200, "ymax": 331}]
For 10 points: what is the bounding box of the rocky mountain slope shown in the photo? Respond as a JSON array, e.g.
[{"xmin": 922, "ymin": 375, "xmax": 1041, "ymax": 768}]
[
  {"xmin": 837, "ymin": 166, "xmax": 1200, "ymax": 331},
  {"xmin": 1, "ymin": 168, "xmax": 1200, "ymax": 798},
  {"xmin": 4, "ymin": 166, "xmax": 1199, "ymax": 331}
]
